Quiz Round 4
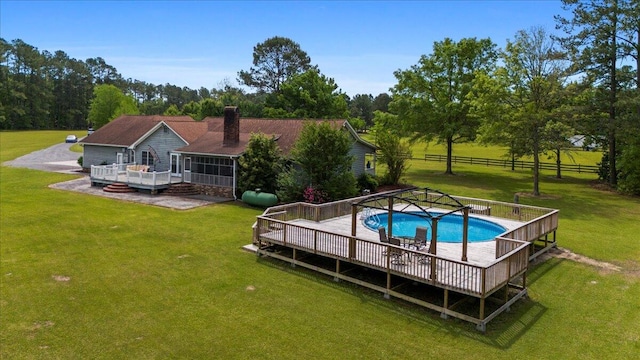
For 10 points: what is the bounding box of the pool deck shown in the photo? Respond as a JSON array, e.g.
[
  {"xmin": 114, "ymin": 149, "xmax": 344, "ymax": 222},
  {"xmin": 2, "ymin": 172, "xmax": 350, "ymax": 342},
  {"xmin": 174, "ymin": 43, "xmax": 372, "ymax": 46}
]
[
  {"xmin": 254, "ymin": 190, "xmax": 558, "ymax": 331},
  {"xmin": 289, "ymin": 205, "xmax": 525, "ymax": 267}
]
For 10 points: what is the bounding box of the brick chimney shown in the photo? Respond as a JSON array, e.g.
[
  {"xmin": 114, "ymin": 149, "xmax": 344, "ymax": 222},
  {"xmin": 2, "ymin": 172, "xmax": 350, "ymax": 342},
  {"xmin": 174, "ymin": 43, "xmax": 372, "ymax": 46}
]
[{"xmin": 223, "ymin": 106, "xmax": 240, "ymax": 146}]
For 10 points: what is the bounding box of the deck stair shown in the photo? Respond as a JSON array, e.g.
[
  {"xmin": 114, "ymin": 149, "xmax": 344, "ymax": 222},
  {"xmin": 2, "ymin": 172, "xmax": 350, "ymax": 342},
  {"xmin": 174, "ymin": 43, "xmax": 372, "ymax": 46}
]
[
  {"xmin": 103, "ymin": 182, "xmax": 137, "ymax": 193},
  {"xmin": 163, "ymin": 183, "xmax": 199, "ymax": 196}
]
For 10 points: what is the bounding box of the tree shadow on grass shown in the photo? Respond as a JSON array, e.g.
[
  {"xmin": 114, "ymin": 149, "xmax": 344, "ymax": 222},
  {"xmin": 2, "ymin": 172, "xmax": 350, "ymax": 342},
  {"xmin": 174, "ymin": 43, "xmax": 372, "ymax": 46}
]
[
  {"xmin": 409, "ymin": 167, "xmax": 533, "ymax": 198},
  {"xmin": 255, "ymin": 253, "xmax": 550, "ymax": 350}
]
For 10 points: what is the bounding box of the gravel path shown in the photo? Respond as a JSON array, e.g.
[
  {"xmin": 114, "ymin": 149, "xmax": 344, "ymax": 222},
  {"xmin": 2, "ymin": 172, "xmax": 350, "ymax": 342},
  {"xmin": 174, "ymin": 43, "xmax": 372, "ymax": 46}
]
[{"xmin": 4, "ymin": 141, "xmax": 83, "ymax": 174}]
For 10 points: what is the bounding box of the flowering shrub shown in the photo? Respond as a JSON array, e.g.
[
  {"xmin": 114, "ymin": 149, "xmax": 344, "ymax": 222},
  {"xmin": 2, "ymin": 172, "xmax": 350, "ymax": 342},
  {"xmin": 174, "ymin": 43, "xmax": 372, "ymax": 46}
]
[{"xmin": 303, "ymin": 186, "xmax": 327, "ymax": 204}]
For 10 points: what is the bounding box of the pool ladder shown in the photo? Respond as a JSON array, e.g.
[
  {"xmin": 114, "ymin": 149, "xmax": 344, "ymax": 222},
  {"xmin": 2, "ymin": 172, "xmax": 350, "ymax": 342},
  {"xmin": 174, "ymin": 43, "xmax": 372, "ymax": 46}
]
[{"xmin": 361, "ymin": 207, "xmax": 381, "ymax": 228}]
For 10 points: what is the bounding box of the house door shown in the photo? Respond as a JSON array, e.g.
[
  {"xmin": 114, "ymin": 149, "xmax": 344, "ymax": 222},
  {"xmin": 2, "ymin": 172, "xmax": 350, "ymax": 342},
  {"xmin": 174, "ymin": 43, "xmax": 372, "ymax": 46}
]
[
  {"xmin": 116, "ymin": 153, "xmax": 124, "ymax": 165},
  {"xmin": 170, "ymin": 154, "xmax": 181, "ymax": 176},
  {"xmin": 184, "ymin": 157, "xmax": 191, "ymax": 183}
]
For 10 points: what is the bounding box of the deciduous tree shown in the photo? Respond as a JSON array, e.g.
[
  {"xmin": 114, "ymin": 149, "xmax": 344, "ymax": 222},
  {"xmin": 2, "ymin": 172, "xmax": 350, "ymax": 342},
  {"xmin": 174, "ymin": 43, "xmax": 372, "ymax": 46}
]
[
  {"xmin": 163, "ymin": 104, "xmax": 180, "ymax": 116},
  {"xmin": 372, "ymin": 111, "xmax": 412, "ymax": 185},
  {"xmin": 277, "ymin": 121, "xmax": 357, "ymax": 202},
  {"xmin": 88, "ymin": 84, "xmax": 139, "ymax": 128},
  {"xmin": 391, "ymin": 37, "xmax": 497, "ymax": 174},
  {"xmin": 471, "ymin": 27, "xmax": 570, "ymax": 195},
  {"xmin": 238, "ymin": 133, "xmax": 283, "ymax": 195}
]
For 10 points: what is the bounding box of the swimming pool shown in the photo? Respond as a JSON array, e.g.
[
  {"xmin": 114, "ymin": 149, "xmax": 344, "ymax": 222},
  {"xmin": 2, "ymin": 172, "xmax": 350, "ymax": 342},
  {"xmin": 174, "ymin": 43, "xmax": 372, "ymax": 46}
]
[{"xmin": 364, "ymin": 211, "xmax": 506, "ymax": 243}]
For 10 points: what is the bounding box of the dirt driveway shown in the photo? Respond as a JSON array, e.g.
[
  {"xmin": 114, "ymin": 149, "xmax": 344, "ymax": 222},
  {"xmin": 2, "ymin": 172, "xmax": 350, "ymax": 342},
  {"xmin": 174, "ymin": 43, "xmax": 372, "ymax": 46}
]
[{"xmin": 4, "ymin": 141, "xmax": 83, "ymax": 174}]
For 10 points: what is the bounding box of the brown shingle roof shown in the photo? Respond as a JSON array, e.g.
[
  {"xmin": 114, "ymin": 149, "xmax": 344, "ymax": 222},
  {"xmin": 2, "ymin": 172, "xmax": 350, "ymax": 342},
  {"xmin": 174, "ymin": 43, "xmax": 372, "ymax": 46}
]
[
  {"xmin": 201, "ymin": 117, "xmax": 349, "ymax": 155},
  {"xmin": 80, "ymin": 115, "xmax": 196, "ymax": 147},
  {"xmin": 165, "ymin": 120, "xmax": 207, "ymax": 143},
  {"xmin": 176, "ymin": 132, "xmax": 257, "ymax": 156},
  {"xmin": 82, "ymin": 115, "xmax": 374, "ymax": 157}
]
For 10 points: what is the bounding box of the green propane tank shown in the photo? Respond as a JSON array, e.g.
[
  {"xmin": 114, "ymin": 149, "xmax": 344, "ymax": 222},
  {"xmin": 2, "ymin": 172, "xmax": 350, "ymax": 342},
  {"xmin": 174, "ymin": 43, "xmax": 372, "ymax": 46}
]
[{"xmin": 242, "ymin": 189, "xmax": 278, "ymax": 207}]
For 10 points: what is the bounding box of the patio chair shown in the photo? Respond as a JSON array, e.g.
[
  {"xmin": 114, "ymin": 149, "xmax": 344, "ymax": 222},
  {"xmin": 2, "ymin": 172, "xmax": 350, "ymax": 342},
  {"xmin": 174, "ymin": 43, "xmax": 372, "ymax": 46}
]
[
  {"xmin": 414, "ymin": 226, "xmax": 431, "ymax": 265},
  {"xmin": 414, "ymin": 226, "xmax": 427, "ymax": 250},
  {"xmin": 378, "ymin": 227, "xmax": 389, "ymax": 244},
  {"xmin": 379, "ymin": 227, "xmax": 390, "ymax": 255},
  {"xmin": 388, "ymin": 237, "xmax": 406, "ymax": 265}
]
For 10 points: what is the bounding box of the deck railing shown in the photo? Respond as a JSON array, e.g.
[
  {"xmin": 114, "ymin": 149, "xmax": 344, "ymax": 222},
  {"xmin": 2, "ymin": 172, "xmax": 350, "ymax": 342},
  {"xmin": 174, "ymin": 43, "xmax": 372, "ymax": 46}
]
[
  {"xmin": 256, "ymin": 189, "xmax": 556, "ymax": 298},
  {"xmin": 90, "ymin": 164, "xmax": 172, "ymax": 187},
  {"xmin": 126, "ymin": 169, "xmax": 171, "ymax": 186},
  {"xmin": 261, "ymin": 189, "xmax": 559, "ymax": 242},
  {"xmin": 500, "ymin": 210, "xmax": 558, "ymax": 242},
  {"xmin": 403, "ymin": 190, "xmax": 553, "ymax": 222},
  {"xmin": 91, "ymin": 164, "xmax": 122, "ymax": 182},
  {"xmin": 262, "ymin": 192, "xmax": 376, "ymax": 222},
  {"xmin": 255, "ymin": 216, "xmax": 530, "ymax": 298}
]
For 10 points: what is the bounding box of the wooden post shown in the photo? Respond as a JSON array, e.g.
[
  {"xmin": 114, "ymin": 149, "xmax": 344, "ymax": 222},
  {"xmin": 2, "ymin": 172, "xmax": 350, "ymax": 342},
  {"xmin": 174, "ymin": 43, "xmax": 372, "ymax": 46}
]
[
  {"xmin": 504, "ymin": 285, "xmax": 509, "ymax": 304},
  {"xmin": 441, "ymin": 289, "xmax": 449, "ymax": 319},
  {"xmin": 387, "ymin": 196, "xmax": 394, "ymax": 239},
  {"xmin": 430, "ymin": 218, "xmax": 438, "ymax": 281},
  {"xmin": 283, "ymin": 224, "xmax": 287, "ymax": 246},
  {"xmin": 292, "ymin": 248, "xmax": 296, "ymax": 268},
  {"xmin": 431, "ymin": 218, "xmax": 438, "ymax": 255},
  {"xmin": 462, "ymin": 207, "xmax": 469, "ymax": 262},
  {"xmin": 313, "ymin": 231, "xmax": 318, "ymax": 254},
  {"xmin": 481, "ymin": 267, "xmax": 487, "ymax": 299},
  {"xmin": 351, "ymin": 204, "xmax": 357, "ymax": 237},
  {"xmin": 349, "ymin": 237, "xmax": 356, "ymax": 259},
  {"xmin": 385, "ymin": 248, "xmax": 391, "ymax": 299},
  {"xmin": 505, "ymin": 256, "xmax": 512, "ymax": 303}
]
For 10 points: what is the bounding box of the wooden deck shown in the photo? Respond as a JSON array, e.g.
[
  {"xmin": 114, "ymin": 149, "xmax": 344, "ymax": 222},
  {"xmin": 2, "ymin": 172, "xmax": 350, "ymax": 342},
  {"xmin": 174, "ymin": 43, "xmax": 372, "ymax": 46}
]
[
  {"xmin": 90, "ymin": 164, "xmax": 181, "ymax": 192},
  {"xmin": 256, "ymin": 215, "xmax": 528, "ymax": 298},
  {"xmin": 252, "ymin": 189, "xmax": 559, "ymax": 331},
  {"xmin": 290, "ymin": 206, "xmax": 524, "ymax": 267}
]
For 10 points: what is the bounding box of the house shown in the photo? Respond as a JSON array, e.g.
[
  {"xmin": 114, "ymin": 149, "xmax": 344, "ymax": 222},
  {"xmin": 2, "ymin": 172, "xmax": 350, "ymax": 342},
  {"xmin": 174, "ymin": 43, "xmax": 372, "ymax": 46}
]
[
  {"xmin": 80, "ymin": 115, "xmax": 203, "ymax": 172},
  {"xmin": 81, "ymin": 107, "xmax": 377, "ymax": 198}
]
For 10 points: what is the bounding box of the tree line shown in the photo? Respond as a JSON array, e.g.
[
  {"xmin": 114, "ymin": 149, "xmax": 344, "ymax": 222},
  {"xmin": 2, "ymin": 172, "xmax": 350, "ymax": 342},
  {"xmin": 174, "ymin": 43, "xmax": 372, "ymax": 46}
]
[{"xmin": 0, "ymin": 36, "xmax": 390, "ymax": 131}]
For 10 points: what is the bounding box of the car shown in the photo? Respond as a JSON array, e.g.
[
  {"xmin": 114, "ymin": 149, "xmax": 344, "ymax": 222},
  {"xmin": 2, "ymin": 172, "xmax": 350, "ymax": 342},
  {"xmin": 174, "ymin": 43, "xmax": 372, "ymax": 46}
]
[{"xmin": 65, "ymin": 135, "xmax": 78, "ymax": 143}]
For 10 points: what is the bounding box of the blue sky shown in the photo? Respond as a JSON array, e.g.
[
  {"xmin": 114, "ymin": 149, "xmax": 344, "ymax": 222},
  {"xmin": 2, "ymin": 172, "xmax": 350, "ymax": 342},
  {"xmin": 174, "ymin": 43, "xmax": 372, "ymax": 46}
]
[{"xmin": 1, "ymin": 1, "xmax": 569, "ymax": 97}]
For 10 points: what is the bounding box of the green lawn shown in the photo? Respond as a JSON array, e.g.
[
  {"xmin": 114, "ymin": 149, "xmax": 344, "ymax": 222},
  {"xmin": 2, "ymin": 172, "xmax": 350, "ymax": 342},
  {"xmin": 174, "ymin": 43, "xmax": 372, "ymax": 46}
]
[
  {"xmin": 411, "ymin": 141, "xmax": 602, "ymax": 165},
  {"xmin": 360, "ymin": 133, "xmax": 604, "ymax": 166},
  {"xmin": 1, "ymin": 131, "xmax": 638, "ymax": 359}
]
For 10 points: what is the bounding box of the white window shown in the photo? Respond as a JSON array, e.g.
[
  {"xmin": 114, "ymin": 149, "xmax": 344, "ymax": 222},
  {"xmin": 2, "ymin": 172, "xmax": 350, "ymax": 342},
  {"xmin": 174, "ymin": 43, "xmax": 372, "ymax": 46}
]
[
  {"xmin": 141, "ymin": 151, "xmax": 155, "ymax": 166},
  {"xmin": 365, "ymin": 153, "xmax": 375, "ymax": 170}
]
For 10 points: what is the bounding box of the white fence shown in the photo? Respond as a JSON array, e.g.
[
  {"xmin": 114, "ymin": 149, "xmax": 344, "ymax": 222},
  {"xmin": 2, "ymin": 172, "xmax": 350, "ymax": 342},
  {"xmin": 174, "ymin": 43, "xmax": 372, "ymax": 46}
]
[{"xmin": 90, "ymin": 164, "xmax": 171, "ymax": 187}]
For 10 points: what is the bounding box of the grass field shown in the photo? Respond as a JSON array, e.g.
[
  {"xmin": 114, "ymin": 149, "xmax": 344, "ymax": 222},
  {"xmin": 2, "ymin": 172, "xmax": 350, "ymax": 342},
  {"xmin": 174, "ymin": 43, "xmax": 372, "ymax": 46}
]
[{"xmin": 1, "ymin": 131, "xmax": 639, "ymax": 359}]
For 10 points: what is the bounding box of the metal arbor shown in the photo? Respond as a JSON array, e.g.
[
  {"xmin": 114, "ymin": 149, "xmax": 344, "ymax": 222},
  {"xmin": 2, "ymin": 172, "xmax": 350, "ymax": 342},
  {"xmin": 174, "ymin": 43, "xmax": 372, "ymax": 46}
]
[{"xmin": 351, "ymin": 187, "xmax": 472, "ymax": 261}]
